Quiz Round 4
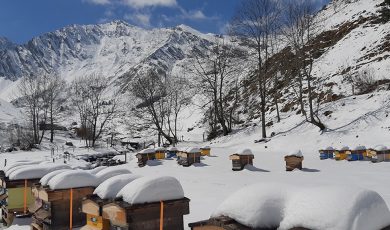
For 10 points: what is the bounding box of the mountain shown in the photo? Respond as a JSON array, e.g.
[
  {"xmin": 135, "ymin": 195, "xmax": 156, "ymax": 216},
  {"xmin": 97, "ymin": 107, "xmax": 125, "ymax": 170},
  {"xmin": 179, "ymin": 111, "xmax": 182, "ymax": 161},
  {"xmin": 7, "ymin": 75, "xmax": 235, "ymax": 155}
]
[{"xmin": 0, "ymin": 20, "xmax": 216, "ymax": 83}]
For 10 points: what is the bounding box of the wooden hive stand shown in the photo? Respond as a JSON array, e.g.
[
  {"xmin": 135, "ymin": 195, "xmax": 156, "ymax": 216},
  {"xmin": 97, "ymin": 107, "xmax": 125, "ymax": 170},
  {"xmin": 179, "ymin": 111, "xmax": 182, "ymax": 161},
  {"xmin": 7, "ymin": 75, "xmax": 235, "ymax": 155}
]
[
  {"xmin": 102, "ymin": 197, "xmax": 190, "ymax": 230},
  {"xmin": 31, "ymin": 184, "xmax": 94, "ymax": 230}
]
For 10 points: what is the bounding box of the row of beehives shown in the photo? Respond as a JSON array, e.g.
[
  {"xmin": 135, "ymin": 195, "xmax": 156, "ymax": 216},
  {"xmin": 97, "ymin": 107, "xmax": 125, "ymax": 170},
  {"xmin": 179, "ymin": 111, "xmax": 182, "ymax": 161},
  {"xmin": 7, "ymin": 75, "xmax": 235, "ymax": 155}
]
[
  {"xmin": 136, "ymin": 146, "xmax": 211, "ymax": 167},
  {"xmin": 0, "ymin": 162, "xmax": 190, "ymax": 230},
  {"xmin": 319, "ymin": 145, "xmax": 390, "ymax": 162},
  {"xmin": 229, "ymin": 149, "xmax": 305, "ymax": 172}
]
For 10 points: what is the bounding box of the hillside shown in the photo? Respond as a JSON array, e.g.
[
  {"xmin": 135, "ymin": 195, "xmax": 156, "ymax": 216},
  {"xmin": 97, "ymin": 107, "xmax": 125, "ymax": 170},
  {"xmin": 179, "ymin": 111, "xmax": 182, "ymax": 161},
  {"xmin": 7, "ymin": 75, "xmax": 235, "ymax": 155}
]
[{"xmin": 0, "ymin": 0, "xmax": 389, "ymax": 147}]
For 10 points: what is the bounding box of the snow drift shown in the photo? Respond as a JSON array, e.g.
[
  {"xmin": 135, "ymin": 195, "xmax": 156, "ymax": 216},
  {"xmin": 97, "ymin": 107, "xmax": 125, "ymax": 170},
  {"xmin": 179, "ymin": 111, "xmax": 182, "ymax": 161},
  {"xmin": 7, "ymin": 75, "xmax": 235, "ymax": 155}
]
[{"xmin": 213, "ymin": 183, "xmax": 390, "ymax": 230}]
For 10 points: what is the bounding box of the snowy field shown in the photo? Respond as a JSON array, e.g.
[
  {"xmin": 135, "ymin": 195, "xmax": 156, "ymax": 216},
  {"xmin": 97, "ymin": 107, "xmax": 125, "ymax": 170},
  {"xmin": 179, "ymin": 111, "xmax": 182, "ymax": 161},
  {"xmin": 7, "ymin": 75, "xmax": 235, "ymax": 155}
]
[{"xmin": 2, "ymin": 140, "xmax": 390, "ymax": 229}]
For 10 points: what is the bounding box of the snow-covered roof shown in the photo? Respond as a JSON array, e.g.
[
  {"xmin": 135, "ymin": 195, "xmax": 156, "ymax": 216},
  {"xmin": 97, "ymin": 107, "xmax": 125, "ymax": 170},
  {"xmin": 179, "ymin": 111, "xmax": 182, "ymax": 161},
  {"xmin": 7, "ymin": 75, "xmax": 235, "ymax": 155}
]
[
  {"xmin": 353, "ymin": 145, "xmax": 366, "ymax": 151},
  {"xmin": 340, "ymin": 146, "xmax": 350, "ymax": 151},
  {"xmin": 117, "ymin": 176, "xmax": 185, "ymax": 204},
  {"xmin": 167, "ymin": 147, "xmax": 179, "ymax": 151},
  {"xmin": 201, "ymin": 146, "xmax": 211, "ymax": 150},
  {"xmin": 4, "ymin": 161, "xmax": 45, "ymax": 176},
  {"xmin": 185, "ymin": 147, "xmax": 200, "ymax": 153},
  {"xmin": 93, "ymin": 174, "xmax": 141, "ymax": 199},
  {"xmin": 8, "ymin": 164, "xmax": 72, "ymax": 180},
  {"xmin": 40, "ymin": 169, "xmax": 73, "ymax": 186},
  {"xmin": 212, "ymin": 183, "xmax": 390, "ymax": 230},
  {"xmin": 139, "ymin": 148, "xmax": 155, "ymax": 154},
  {"xmin": 155, "ymin": 147, "xmax": 166, "ymax": 151},
  {"xmin": 48, "ymin": 170, "xmax": 98, "ymax": 190},
  {"xmin": 325, "ymin": 146, "xmax": 334, "ymax": 150},
  {"xmin": 86, "ymin": 166, "xmax": 108, "ymax": 175},
  {"xmin": 239, "ymin": 149, "xmax": 253, "ymax": 155},
  {"xmin": 286, "ymin": 150, "xmax": 303, "ymax": 157},
  {"xmin": 95, "ymin": 166, "xmax": 132, "ymax": 184},
  {"xmin": 374, "ymin": 145, "xmax": 388, "ymax": 151}
]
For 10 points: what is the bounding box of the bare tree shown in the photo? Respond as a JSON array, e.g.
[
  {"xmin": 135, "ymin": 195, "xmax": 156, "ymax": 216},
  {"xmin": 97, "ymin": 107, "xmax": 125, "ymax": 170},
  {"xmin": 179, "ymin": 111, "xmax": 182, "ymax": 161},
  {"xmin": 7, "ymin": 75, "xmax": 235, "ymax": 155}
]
[
  {"xmin": 43, "ymin": 75, "xmax": 66, "ymax": 143},
  {"xmin": 71, "ymin": 75, "xmax": 119, "ymax": 147},
  {"xmin": 192, "ymin": 39, "xmax": 246, "ymax": 136},
  {"xmin": 231, "ymin": 0, "xmax": 282, "ymax": 138},
  {"xmin": 283, "ymin": 0, "xmax": 326, "ymax": 130},
  {"xmin": 17, "ymin": 74, "xmax": 49, "ymax": 145}
]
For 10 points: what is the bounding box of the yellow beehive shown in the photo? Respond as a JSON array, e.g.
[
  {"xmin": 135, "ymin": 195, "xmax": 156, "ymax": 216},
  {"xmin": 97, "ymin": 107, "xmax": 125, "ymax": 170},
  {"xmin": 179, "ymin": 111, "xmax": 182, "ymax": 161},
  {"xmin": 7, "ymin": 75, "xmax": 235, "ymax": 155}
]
[
  {"xmin": 82, "ymin": 214, "xmax": 110, "ymax": 230},
  {"xmin": 334, "ymin": 147, "xmax": 350, "ymax": 161},
  {"xmin": 200, "ymin": 146, "xmax": 211, "ymax": 156},
  {"xmin": 155, "ymin": 147, "xmax": 166, "ymax": 159}
]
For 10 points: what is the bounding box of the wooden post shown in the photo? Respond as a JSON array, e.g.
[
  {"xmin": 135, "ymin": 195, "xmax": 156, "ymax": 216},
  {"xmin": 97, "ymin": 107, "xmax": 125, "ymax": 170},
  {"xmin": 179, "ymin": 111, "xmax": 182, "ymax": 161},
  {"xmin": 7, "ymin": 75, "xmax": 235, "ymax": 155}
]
[
  {"xmin": 70, "ymin": 188, "xmax": 73, "ymax": 230},
  {"xmin": 160, "ymin": 201, "xmax": 164, "ymax": 230},
  {"xmin": 23, "ymin": 179, "xmax": 27, "ymax": 214},
  {"xmin": 4, "ymin": 159, "xmax": 6, "ymax": 167}
]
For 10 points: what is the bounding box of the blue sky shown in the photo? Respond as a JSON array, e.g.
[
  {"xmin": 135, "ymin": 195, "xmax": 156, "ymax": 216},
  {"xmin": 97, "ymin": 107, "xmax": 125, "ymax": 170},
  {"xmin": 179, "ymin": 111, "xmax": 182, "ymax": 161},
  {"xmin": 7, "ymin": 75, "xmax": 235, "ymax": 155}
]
[{"xmin": 0, "ymin": 0, "xmax": 330, "ymax": 44}]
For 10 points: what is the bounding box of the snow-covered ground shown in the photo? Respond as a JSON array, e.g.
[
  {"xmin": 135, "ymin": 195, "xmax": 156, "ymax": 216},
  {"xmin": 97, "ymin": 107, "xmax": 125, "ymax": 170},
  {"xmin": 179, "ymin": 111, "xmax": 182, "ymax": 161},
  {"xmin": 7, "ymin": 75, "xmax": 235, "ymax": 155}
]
[{"xmin": 3, "ymin": 91, "xmax": 390, "ymax": 229}]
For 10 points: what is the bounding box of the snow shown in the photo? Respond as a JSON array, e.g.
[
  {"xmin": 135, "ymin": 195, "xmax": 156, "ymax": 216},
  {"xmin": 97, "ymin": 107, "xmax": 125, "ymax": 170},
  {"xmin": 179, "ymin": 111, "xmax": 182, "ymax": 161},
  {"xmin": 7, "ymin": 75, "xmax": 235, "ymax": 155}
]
[
  {"xmin": 374, "ymin": 145, "xmax": 388, "ymax": 151},
  {"xmin": 93, "ymin": 174, "xmax": 141, "ymax": 199},
  {"xmin": 213, "ymin": 183, "xmax": 390, "ymax": 230},
  {"xmin": 185, "ymin": 147, "xmax": 200, "ymax": 153},
  {"xmin": 325, "ymin": 146, "xmax": 334, "ymax": 150},
  {"xmin": 95, "ymin": 165, "xmax": 132, "ymax": 183},
  {"xmin": 167, "ymin": 147, "xmax": 179, "ymax": 151},
  {"xmin": 354, "ymin": 145, "xmax": 366, "ymax": 151},
  {"xmin": 40, "ymin": 169, "xmax": 73, "ymax": 186},
  {"xmin": 139, "ymin": 148, "xmax": 155, "ymax": 154},
  {"xmin": 286, "ymin": 150, "xmax": 303, "ymax": 157},
  {"xmin": 340, "ymin": 146, "xmax": 350, "ymax": 151},
  {"xmin": 155, "ymin": 147, "xmax": 166, "ymax": 151},
  {"xmin": 48, "ymin": 170, "xmax": 98, "ymax": 190},
  {"xmin": 117, "ymin": 176, "xmax": 185, "ymax": 204},
  {"xmin": 86, "ymin": 166, "xmax": 107, "ymax": 174},
  {"xmin": 3, "ymin": 161, "xmax": 42, "ymax": 176},
  {"xmin": 8, "ymin": 163, "xmax": 71, "ymax": 180},
  {"xmin": 239, "ymin": 149, "xmax": 253, "ymax": 155}
]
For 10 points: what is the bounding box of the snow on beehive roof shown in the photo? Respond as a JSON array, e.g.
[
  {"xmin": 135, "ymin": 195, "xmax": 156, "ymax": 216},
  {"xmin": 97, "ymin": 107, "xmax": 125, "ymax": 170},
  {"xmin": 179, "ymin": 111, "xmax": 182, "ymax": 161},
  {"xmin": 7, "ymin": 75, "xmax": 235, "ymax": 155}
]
[
  {"xmin": 86, "ymin": 166, "xmax": 107, "ymax": 175},
  {"xmin": 8, "ymin": 163, "xmax": 71, "ymax": 180},
  {"xmin": 139, "ymin": 148, "xmax": 155, "ymax": 154},
  {"xmin": 239, "ymin": 149, "xmax": 253, "ymax": 155},
  {"xmin": 354, "ymin": 145, "xmax": 366, "ymax": 151},
  {"xmin": 374, "ymin": 145, "xmax": 388, "ymax": 151},
  {"xmin": 155, "ymin": 147, "xmax": 166, "ymax": 151},
  {"xmin": 325, "ymin": 146, "xmax": 334, "ymax": 150},
  {"xmin": 4, "ymin": 161, "xmax": 46, "ymax": 176},
  {"xmin": 213, "ymin": 183, "xmax": 390, "ymax": 230},
  {"xmin": 48, "ymin": 170, "xmax": 98, "ymax": 189},
  {"xmin": 93, "ymin": 174, "xmax": 141, "ymax": 199},
  {"xmin": 167, "ymin": 147, "xmax": 178, "ymax": 151},
  {"xmin": 117, "ymin": 176, "xmax": 184, "ymax": 204},
  {"xmin": 95, "ymin": 165, "xmax": 132, "ymax": 184},
  {"xmin": 340, "ymin": 146, "xmax": 350, "ymax": 151},
  {"xmin": 186, "ymin": 147, "xmax": 200, "ymax": 153},
  {"xmin": 201, "ymin": 146, "xmax": 211, "ymax": 149},
  {"xmin": 286, "ymin": 150, "xmax": 303, "ymax": 157},
  {"xmin": 40, "ymin": 169, "xmax": 73, "ymax": 186}
]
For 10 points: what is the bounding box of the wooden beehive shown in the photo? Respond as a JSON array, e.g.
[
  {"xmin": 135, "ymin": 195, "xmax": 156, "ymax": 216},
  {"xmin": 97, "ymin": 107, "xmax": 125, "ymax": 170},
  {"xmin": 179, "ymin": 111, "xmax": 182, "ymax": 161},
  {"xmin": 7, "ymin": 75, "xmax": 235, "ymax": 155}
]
[
  {"xmin": 31, "ymin": 184, "xmax": 94, "ymax": 230},
  {"xmin": 136, "ymin": 152, "xmax": 156, "ymax": 167},
  {"xmin": 102, "ymin": 197, "xmax": 190, "ymax": 230},
  {"xmin": 0, "ymin": 177, "xmax": 39, "ymax": 226},
  {"xmin": 177, "ymin": 151, "xmax": 201, "ymax": 167},
  {"xmin": 80, "ymin": 195, "xmax": 111, "ymax": 230},
  {"xmin": 284, "ymin": 156, "xmax": 304, "ymax": 171},
  {"xmin": 368, "ymin": 148, "xmax": 390, "ymax": 162},
  {"xmin": 155, "ymin": 147, "xmax": 166, "ymax": 159},
  {"xmin": 200, "ymin": 147, "xmax": 211, "ymax": 156},
  {"xmin": 318, "ymin": 149, "xmax": 334, "ymax": 160},
  {"xmin": 229, "ymin": 154, "xmax": 254, "ymax": 171}
]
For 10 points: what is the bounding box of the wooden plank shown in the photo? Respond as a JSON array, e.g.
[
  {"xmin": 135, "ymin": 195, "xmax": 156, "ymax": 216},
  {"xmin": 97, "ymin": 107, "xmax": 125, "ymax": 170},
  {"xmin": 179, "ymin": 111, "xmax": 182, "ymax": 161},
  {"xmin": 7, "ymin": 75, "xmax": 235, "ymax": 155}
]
[{"xmin": 82, "ymin": 199, "xmax": 101, "ymax": 216}]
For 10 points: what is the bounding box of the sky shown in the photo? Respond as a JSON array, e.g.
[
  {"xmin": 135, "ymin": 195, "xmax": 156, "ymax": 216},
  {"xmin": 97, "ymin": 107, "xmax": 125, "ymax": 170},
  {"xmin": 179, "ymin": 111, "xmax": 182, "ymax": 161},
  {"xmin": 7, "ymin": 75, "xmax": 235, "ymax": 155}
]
[{"xmin": 0, "ymin": 0, "xmax": 330, "ymax": 44}]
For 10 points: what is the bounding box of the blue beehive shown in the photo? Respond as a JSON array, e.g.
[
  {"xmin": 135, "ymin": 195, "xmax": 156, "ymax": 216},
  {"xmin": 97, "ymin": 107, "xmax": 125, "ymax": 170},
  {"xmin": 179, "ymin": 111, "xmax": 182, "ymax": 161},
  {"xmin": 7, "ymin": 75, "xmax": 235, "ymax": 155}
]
[
  {"xmin": 167, "ymin": 147, "xmax": 179, "ymax": 158},
  {"xmin": 347, "ymin": 145, "xmax": 366, "ymax": 161},
  {"xmin": 319, "ymin": 147, "xmax": 334, "ymax": 160}
]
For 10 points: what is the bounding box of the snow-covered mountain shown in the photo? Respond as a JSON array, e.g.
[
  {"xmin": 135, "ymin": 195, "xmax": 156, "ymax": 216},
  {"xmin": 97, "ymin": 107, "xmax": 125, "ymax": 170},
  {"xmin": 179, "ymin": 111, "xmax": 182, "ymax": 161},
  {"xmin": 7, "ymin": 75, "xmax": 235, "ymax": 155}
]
[{"xmin": 0, "ymin": 21, "xmax": 215, "ymax": 84}]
